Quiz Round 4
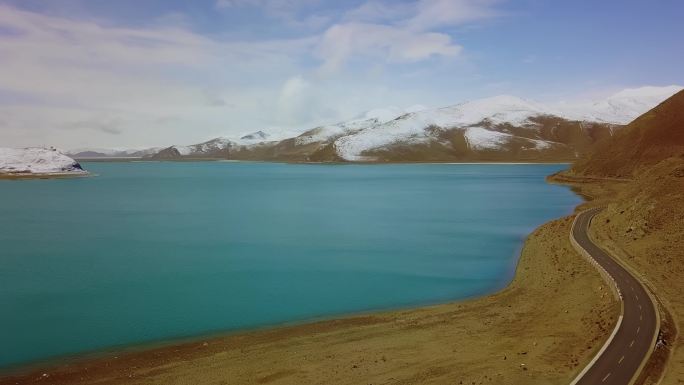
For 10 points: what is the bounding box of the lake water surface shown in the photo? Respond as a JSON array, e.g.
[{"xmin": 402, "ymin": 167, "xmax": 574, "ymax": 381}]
[{"xmin": 0, "ymin": 162, "xmax": 580, "ymax": 368}]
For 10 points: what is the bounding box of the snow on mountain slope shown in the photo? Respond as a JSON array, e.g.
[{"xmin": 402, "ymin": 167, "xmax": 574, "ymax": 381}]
[
  {"xmin": 333, "ymin": 95, "xmax": 552, "ymax": 160},
  {"xmin": 557, "ymin": 85, "xmax": 684, "ymax": 124},
  {"xmin": 439, "ymin": 95, "xmax": 551, "ymax": 127},
  {"xmin": 331, "ymin": 87, "xmax": 682, "ymax": 160},
  {"xmin": 172, "ymin": 137, "xmax": 231, "ymax": 155},
  {"xmin": 463, "ymin": 127, "xmax": 514, "ymax": 150},
  {"xmin": 68, "ymin": 147, "xmax": 119, "ymax": 156},
  {"xmin": 147, "ymin": 85, "xmax": 681, "ymax": 162},
  {"xmin": 0, "ymin": 147, "xmax": 86, "ymax": 175},
  {"xmin": 69, "ymin": 147, "xmax": 161, "ymax": 158},
  {"xmin": 165, "ymin": 129, "xmax": 292, "ymax": 157},
  {"xmin": 464, "ymin": 127, "xmax": 554, "ymax": 150},
  {"xmin": 356, "ymin": 106, "xmax": 405, "ymax": 122},
  {"xmin": 355, "ymin": 105, "xmax": 427, "ymax": 121},
  {"xmin": 240, "ymin": 131, "xmax": 269, "ymax": 141},
  {"xmin": 295, "ymin": 118, "xmax": 380, "ymax": 146},
  {"xmin": 295, "ymin": 106, "xmax": 416, "ymax": 146}
]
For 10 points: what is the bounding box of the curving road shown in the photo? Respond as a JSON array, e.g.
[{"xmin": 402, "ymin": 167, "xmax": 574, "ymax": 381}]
[{"xmin": 570, "ymin": 208, "xmax": 659, "ymax": 385}]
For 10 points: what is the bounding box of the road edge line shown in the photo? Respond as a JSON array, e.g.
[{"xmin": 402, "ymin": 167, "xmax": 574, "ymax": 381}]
[
  {"xmin": 583, "ymin": 211, "xmax": 661, "ymax": 385},
  {"xmin": 568, "ymin": 209, "xmax": 624, "ymax": 385}
]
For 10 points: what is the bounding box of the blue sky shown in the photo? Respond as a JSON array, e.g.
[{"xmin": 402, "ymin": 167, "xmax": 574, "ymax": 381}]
[{"xmin": 0, "ymin": 0, "xmax": 682, "ymax": 149}]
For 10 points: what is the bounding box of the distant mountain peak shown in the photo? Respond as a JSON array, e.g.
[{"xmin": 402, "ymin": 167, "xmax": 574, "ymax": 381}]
[
  {"xmin": 354, "ymin": 106, "xmax": 409, "ymax": 124},
  {"xmin": 542, "ymin": 85, "xmax": 683, "ymax": 125},
  {"xmin": 572, "ymin": 89, "xmax": 684, "ymax": 177},
  {"xmin": 608, "ymin": 85, "xmax": 684, "ymax": 100},
  {"xmin": 240, "ymin": 131, "xmax": 269, "ymax": 141}
]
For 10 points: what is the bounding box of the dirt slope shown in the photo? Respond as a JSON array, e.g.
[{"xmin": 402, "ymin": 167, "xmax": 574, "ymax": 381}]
[
  {"xmin": 552, "ymin": 89, "xmax": 684, "ymax": 383},
  {"xmin": 571, "ymin": 90, "xmax": 684, "ymax": 177}
]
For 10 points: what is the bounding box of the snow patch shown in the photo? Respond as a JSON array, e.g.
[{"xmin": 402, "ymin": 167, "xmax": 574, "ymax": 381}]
[
  {"xmin": 0, "ymin": 147, "xmax": 86, "ymax": 174},
  {"xmin": 295, "ymin": 117, "xmax": 383, "ymax": 146},
  {"xmin": 463, "ymin": 127, "xmax": 512, "ymax": 150},
  {"xmin": 555, "ymin": 85, "xmax": 683, "ymax": 124},
  {"xmin": 174, "ymin": 145, "xmax": 194, "ymax": 156}
]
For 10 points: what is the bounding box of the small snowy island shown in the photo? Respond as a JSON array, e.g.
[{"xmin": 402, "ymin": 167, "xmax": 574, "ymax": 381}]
[{"xmin": 0, "ymin": 147, "xmax": 88, "ymax": 179}]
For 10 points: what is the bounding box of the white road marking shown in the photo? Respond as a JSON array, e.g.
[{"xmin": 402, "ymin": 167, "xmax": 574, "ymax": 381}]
[{"xmin": 571, "ymin": 210, "xmax": 659, "ymax": 385}]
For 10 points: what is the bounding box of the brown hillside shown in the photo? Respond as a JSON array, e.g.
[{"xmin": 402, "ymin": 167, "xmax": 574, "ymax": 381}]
[
  {"xmin": 571, "ymin": 90, "xmax": 684, "ymax": 177},
  {"xmin": 364, "ymin": 119, "xmax": 615, "ymax": 163}
]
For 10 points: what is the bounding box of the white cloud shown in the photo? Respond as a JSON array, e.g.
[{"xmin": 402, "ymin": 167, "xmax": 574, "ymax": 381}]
[
  {"xmin": 343, "ymin": 0, "xmax": 500, "ymax": 29},
  {"xmin": 64, "ymin": 118, "xmax": 125, "ymax": 135},
  {"xmin": 0, "ymin": 4, "xmax": 317, "ymax": 148},
  {"xmin": 408, "ymin": 0, "xmax": 501, "ymax": 30},
  {"xmin": 316, "ymin": 0, "xmax": 500, "ymax": 73},
  {"xmin": 343, "ymin": 1, "xmax": 414, "ymax": 23},
  {"xmin": 215, "ymin": 0, "xmax": 328, "ymax": 29},
  {"xmin": 317, "ymin": 22, "xmax": 461, "ymax": 72},
  {"xmin": 215, "ymin": 0, "xmax": 318, "ymax": 9},
  {"xmin": 215, "ymin": 0, "xmax": 253, "ymax": 7},
  {"xmin": 0, "ymin": 1, "xmax": 504, "ymax": 149},
  {"xmin": 276, "ymin": 75, "xmax": 312, "ymax": 124}
]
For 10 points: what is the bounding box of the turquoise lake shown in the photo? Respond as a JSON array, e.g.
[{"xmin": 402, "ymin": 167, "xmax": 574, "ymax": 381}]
[{"xmin": 0, "ymin": 162, "xmax": 580, "ymax": 368}]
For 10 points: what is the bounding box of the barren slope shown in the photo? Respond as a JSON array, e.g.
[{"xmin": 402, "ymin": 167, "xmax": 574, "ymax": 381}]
[{"xmin": 571, "ymin": 90, "xmax": 684, "ymax": 177}]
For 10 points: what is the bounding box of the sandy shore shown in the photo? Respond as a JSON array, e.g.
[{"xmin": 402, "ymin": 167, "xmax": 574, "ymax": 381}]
[
  {"xmin": 0, "ymin": 172, "xmax": 89, "ymax": 180},
  {"xmin": 0, "ymin": 210, "xmax": 620, "ymax": 385}
]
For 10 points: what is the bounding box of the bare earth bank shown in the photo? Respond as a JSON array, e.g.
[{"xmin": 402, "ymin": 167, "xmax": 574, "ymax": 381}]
[
  {"xmin": 0, "ymin": 172, "xmax": 89, "ymax": 180},
  {"xmin": 554, "ymin": 158, "xmax": 684, "ymax": 385}
]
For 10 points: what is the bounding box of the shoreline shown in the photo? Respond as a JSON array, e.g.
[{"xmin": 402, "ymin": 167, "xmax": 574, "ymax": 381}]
[
  {"xmin": 0, "ymin": 171, "xmax": 620, "ymax": 385},
  {"xmin": 0, "ymin": 172, "xmax": 90, "ymax": 180},
  {"xmin": 0, "ymin": 284, "xmax": 511, "ymax": 376},
  {"xmin": 76, "ymin": 157, "xmax": 575, "ymax": 165},
  {"xmin": 0, "ymin": 166, "xmax": 557, "ymax": 376}
]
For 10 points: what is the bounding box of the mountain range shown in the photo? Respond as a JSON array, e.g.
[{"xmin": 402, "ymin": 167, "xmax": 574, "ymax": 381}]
[
  {"xmin": 70, "ymin": 85, "xmax": 683, "ymax": 163},
  {"xmin": 68, "ymin": 148, "xmax": 162, "ymax": 159}
]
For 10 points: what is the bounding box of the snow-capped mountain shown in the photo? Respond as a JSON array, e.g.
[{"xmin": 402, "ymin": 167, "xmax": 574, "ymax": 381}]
[
  {"xmin": 0, "ymin": 147, "xmax": 87, "ymax": 175},
  {"xmin": 150, "ymin": 108, "xmax": 420, "ymax": 160},
  {"xmin": 69, "ymin": 147, "xmax": 161, "ymax": 158},
  {"xmin": 331, "ymin": 87, "xmax": 682, "ymax": 161},
  {"xmin": 147, "ymin": 85, "xmax": 682, "ymax": 162},
  {"xmin": 570, "ymin": 87, "xmax": 684, "ymax": 177},
  {"xmin": 294, "ymin": 107, "xmax": 414, "ymax": 147},
  {"xmin": 555, "ymin": 85, "xmax": 684, "ymax": 124},
  {"xmin": 154, "ymin": 130, "xmax": 283, "ymax": 159},
  {"xmin": 333, "ymin": 95, "xmax": 555, "ymax": 161},
  {"xmin": 240, "ymin": 131, "xmax": 270, "ymax": 141}
]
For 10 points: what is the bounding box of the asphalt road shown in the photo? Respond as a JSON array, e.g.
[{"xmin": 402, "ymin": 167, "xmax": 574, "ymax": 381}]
[{"xmin": 570, "ymin": 208, "xmax": 658, "ymax": 385}]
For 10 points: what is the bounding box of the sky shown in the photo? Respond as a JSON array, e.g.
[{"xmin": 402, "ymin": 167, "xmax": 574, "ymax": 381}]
[{"xmin": 0, "ymin": 0, "xmax": 682, "ymax": 150}]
